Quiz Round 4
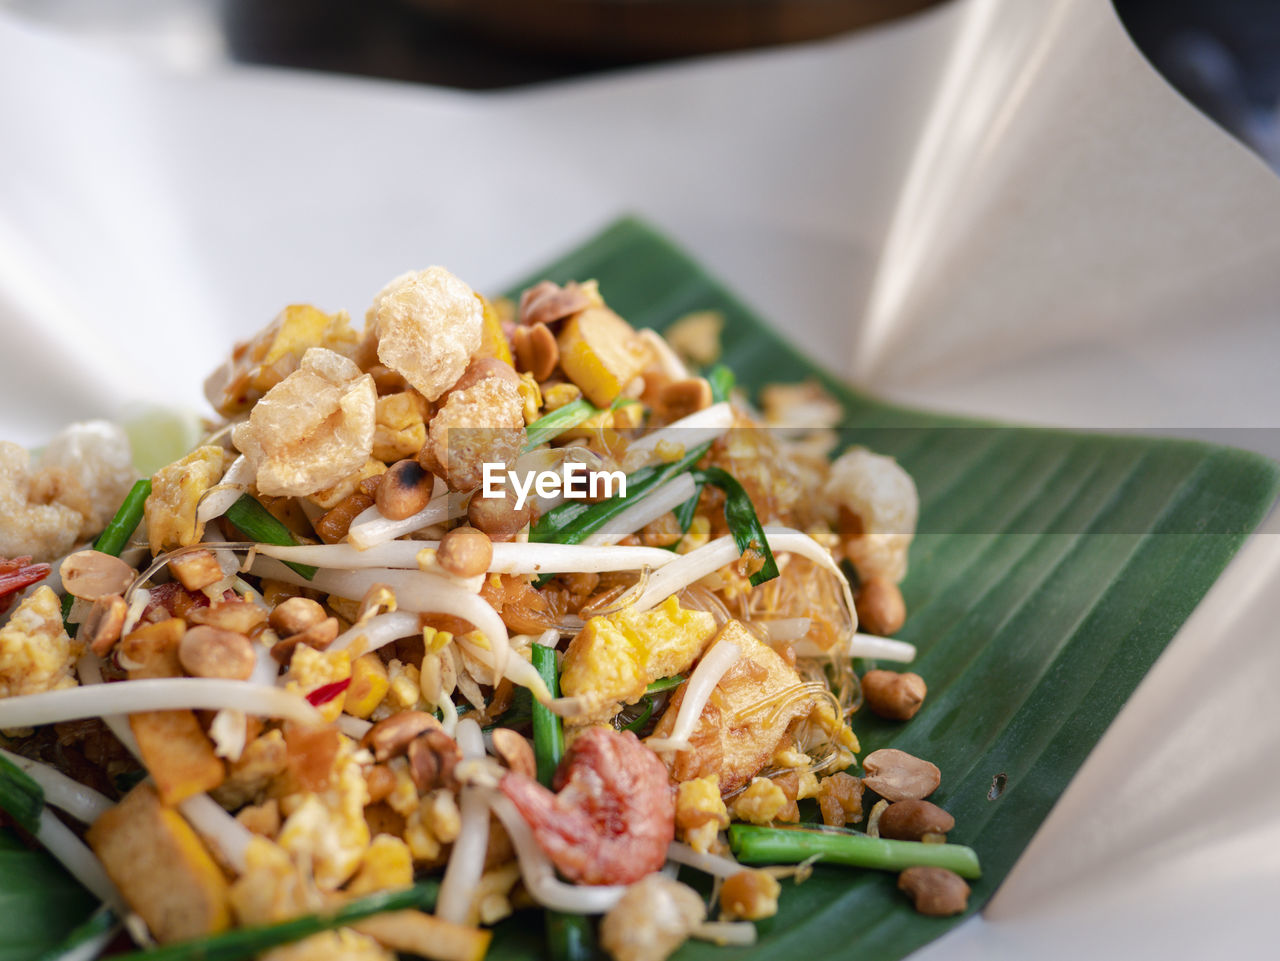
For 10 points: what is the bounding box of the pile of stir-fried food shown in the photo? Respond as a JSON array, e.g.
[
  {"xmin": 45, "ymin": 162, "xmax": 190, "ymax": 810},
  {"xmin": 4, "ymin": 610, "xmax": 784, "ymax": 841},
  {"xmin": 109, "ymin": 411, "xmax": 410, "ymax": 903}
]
[{"xmin": 0, "ymin": 269, "xmax": 979, "ymax": 961}]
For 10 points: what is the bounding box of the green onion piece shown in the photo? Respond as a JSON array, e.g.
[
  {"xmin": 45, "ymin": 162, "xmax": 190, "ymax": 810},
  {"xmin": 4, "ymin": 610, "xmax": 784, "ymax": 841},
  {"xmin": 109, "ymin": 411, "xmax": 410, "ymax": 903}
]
[
  {"xmin": 36, "ymin": 905, "xmax": 117, "ymax": 961},
  {"xmin": 707, "ymin": 364, "xmax": 735, "ymax": 403},
  {"xmin": 546, "ymin": 909, "xmax": 596, "ymax": 961},
  {"xmin": 619, "ymin": 697, "xmax": 654, "ymax": 733},
  {"xmin": 110, "ymin": 881, "xmax": 440, "ymax": 961},
  {"xmin": 728, "ymin": 824, "xmax": 982, "ymax": 879},
  {"xmin": 93, "ymin": 479, "xmax": 152, "ymax": 557},
  {"xmin": 645, "ymin": 674, "xmax": 686, "ymax": 694},
  {"xmin": 528, "ymin": 646, "xmax": 596, "ymax": 960},
  {"xmin": 691, "ymin": 466, "xmax": 779, "ymax": 586},
  {"xmin": 224, "ymin": 494, "xmax": 317, "ymax": 580},
  {"xmin": 671, "ymin": 482, "xmax": 703, "ymax": 538},
  {"xmin": 0, "ymin": 753, "xmax": 44, "ymax": 834},
  {"xmin": 523, "ymin": 398, "xmax": 599, "ymax": 451},
  {"xmin": 530, "ymin": 643, "xmax": 564, "ymax": 786},
  {"xmin": 531, "ymin": 442, "xmax": 711, "ymax": 547}
]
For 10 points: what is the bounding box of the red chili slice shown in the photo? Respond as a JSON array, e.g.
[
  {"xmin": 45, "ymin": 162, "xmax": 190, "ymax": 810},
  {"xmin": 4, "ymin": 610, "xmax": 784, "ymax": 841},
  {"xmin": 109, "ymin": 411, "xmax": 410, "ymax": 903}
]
[{"xmin": 306, "ymin": 678, "xmax": 351, "ymax": 706}]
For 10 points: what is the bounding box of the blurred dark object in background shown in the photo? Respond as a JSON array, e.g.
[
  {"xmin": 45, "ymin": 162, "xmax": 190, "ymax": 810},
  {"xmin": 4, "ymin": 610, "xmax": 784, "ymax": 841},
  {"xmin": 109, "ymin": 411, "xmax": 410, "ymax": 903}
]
[{"xmin": 1116, "ymin": 0, "xmax": 1280, "ymax": 167}]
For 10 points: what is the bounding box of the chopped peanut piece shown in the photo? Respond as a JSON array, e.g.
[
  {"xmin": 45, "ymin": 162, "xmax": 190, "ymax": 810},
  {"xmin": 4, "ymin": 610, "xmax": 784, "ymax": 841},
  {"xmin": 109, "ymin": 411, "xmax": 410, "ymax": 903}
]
[
  {"xmin": 145, "ymin": 445, "xmax": 231, "ymax": 554},
  {"xmin": 233, "ymin": 348, "xmax": 376, "ymax": 497},
  {"xmin": 720, "ymin": 869, "xmax": 781, "ymax": 921},
  {"xmin": 369, "ymin": 267, "xmax": 482, "ymax": 402},
  {"xmin": 556, "ymin": 307, "xmax": 651, "ymax": 407},
  {"xmin": 87, "ymin": 783, "xmax": 232, "ymax": 943}
]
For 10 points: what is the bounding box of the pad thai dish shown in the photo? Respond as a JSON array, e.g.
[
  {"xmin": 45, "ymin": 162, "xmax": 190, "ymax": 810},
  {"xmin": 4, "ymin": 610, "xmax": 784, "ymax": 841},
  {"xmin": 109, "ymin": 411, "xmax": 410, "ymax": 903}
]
[{"xmin": 0, "ymin": 268, "xmax": 979, "ymax": 961}]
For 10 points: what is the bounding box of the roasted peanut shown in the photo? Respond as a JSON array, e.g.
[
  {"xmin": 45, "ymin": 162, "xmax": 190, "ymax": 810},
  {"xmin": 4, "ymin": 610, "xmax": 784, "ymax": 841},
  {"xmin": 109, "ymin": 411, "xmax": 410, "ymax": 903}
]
[
  {"xmin": 513, "ymin": 323, "xmax": 559, "ymax": 382},
  {"xmin": 178, "ymin": 625, "xmax": 255, "ymax": 681},
  {"xmin": 467, "ymin": 483, "xmax": 530, "ymax": 542},
  {"xmin": 375, "ymin": 458, "xmax": 434, "ymax": 521},
  {"xmin": 861, "ymin": 749, "xmax": 941, "ymax": 802},
  {"xmin": 861, "ymin": 669, "xmax": 927, "ymax": 721},
  {"xmin": 408, "ymin": 728, "xmax": 461, "ymax": 792},
  {"xmin": 898, "ymin": 866, "xmax": 970, "ymax": 916},
  {"xmin": 437, "ymin": 526, "xmax": 493, "ymax": 578},
  {"xmin": 855, "ymin": 576, "xmax": 906, "ymax": 636},
  {"xmin": 519, "ymin": 280, "xmax": 592, "ymax": 328},
  {"xmin": 60, "ymin": 550, "xmax": 135, "ymax": 600},
  {"xmin": 270, "ymin": 616, "xmax": 339, "ymax": 663},
  {"xmin": 268, "ymin": 596, "xmax": 327, "ymax": 637},
  {"xmin": 187, "ymin": 598, "xmax": 267, "ymax": 635},
  {"xmin": 83, "ymin": 593, "xmax": 128, "ymax": 655},
  {"xmin": 169, "ymin": 549, "xmax": 225, "ymax": 592},
  {"xmin": 657, "ymin": 377, "xmax": 713, "ymax": 421},
  {"xmin": 878, "ymin": 799, "xmax": 955, "ymax": 842},
  {"xmin": 362, "ymin": 710, "xmax": 443, "ymax": 762},
  {"xmin": 719, "ymin": 869, "xmax": 781, "ymax": 921},
  {"xmin": 489, "ymin": 728, "xmax": 536, "ymax": 779}
]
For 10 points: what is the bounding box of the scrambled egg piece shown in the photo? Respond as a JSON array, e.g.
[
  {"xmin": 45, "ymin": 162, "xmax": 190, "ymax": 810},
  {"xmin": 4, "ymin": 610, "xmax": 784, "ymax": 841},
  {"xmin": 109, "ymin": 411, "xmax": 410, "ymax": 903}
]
[
  {"xmin": 560, "ymin": 596, "xmax": 716, "ymax": 722},
  {"xmin": 144, "ymin": 445, "xmax": 230, "ymax": 554},
  {"xmin": 675, "ymin": 775, "xmax": 729, "ymax": 854},
  {"xmin": 824, "ymin": 446, "xmax": 917, "ymax": 583},
  {"xmin": 233, "ymin": 348, "xmax": 376, "ymax": 498},
  {"xmin": 0, "ymin": 586, "xmax": 83, "ymax": 699},
  {"xmin": 649, "ymin": 620, "xmax": 814, "ymax": 796},
  {"xmin": 404, "ymin": 789, "xmax": 462, "ymax": 863},
  {"xmin": 368, "ymin": 267, "xmax": 481, "ymax": 402},
  {"xmin": 276, "ymin": 739, "xmax": 371, "ymax": 891},
  {"xmin": 285, "ymin": 646, "xmax": 352, "ymax": 723},
  {"xmin": 373, "ymin": 391, "xmax": 429, "ymax": 463},
  {"xmin": 204, "ymin": 303, "xmax": 360, "ymax": 417},
  {"xmin": 229, "ymin": 837, "xmax": 322, "ymax": 926},
  {"xmin": 346, "ymin": 834, "xmax": 414, "ymax": 897},
  {"xmin": 730, "ymin": 778, "xmax": 791, "ymax": 825},
  {"xmin": 261, "ymin": 930, "xmax": 393, "ymax": 961}
]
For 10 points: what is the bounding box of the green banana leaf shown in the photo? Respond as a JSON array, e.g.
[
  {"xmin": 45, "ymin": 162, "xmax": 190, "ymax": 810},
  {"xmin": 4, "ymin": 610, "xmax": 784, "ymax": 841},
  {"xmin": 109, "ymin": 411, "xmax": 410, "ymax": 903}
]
[{"xmin": 3, "ymin": 216, "xmax": 1276, "ymax": 961}]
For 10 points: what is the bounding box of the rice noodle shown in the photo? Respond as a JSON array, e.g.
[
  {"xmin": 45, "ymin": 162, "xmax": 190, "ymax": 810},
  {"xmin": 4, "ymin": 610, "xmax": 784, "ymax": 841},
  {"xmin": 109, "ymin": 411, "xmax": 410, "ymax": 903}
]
[
  {"xmin": 666, "ymin": 841, "xmax": 743, "ymax": 879},
  {"xmin": 646, "ymin": 638, "xmax": 740, "ymax": 753},
  {"xmin": 37, "ymin": 807, "xmax": 126, "ymax": 911},
  {"xmin": 0, "ymin": 748, "xmax": 113, "ymax": 823},
  {"xmin": 623, "ymin": 402, "xmax": 734, "ymax": 467},
  {"xmin": 580, "ymin": 473, "xmax": 697, "ymax": 547},
  {"xmin": 761, "ymin": 617, "xmax": 812, "ymax": 643},
  {"xmin": 437, "ymin": 719, "xmax": 489, "ymax": 924},
  {"xmin": 792, "ymin": 632, "xmax": 917, "ymax": 662},
  {"xmin": 347, "ymin": 477, "xmax": 451, "ymax": 550},
  {"xmin": 258, "ymin": 540, "xmax": 679, "ymax": 576},
  {"xmin": 488, "ymin": 793, "xmax": 627, "ymax": 914},
  {"xmin": 0, "ymin": 679, "xmax": 322, "ymax": 729},
  {"xmin": 76, "ymin": 654, "xmax": 254, "ymax": 874}
]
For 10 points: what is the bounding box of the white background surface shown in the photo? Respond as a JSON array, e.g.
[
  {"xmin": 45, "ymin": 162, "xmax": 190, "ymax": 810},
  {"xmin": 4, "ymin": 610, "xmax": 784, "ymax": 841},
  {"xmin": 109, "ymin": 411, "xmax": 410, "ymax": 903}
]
[{"xmin": 2, "ymin": 0, "xmax": 1279, "ymax": 957}]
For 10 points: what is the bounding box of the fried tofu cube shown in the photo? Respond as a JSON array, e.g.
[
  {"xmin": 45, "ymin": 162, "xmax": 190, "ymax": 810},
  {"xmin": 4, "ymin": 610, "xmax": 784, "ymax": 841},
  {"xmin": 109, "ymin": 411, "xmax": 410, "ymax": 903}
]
[
  {"xmin": 556, "ymin": 307, "xmax": 651, "ymax": 407},
  {"xmin": 122, "ymin": 618, "xmax": 225, "ymax": 803},
  {"xmin": 649, "ymin": 620, "xmax": 814, "ymax": 795},
  {"xmin": 87, "ymin": 783, "xmax": 231, "ymax": 943},
  {"xmin": 560, "ymin": 596, "xmax": 716, "ymax": 722}
]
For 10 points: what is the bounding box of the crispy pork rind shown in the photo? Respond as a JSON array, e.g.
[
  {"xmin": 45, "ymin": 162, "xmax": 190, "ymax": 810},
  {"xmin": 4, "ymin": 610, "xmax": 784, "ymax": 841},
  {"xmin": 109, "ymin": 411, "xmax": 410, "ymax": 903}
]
[
  {"xmin": 824, "ymin": 446, "xmax": 918, "ymax": 584},
  {"xmin": 204, "ymin": 304, "xmax": 359, "ymax": 417},
  {"xmin": 368, "ymin": 267, "xmax": 482, "ymax": 402},
  {"xmin": 428, "ymin": 377, "xmax": 525, "ymax": 491},
  {"xmin": 0, "ymin": 585, "xmax": 84, "ymax": 698},
  {"xmin": 233, "ymin": 348, "xmax": 377, "ymax": 498},
  {"xmin": 0, "ymin": 421, "xmax": 136, "ymax": 561},
  {"xmin": 145, "ymin": 445, "xmax": 232, "ymax": 554}
]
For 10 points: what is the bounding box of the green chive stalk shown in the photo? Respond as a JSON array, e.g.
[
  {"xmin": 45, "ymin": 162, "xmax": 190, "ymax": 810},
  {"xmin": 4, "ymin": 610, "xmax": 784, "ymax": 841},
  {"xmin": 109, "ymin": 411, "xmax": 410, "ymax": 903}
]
[
  {"xmin": 224, "ymin": 494, "xmax": 317, "ymax": 579},
  {"xmin": 728, "ymin": 824, "xmax": 981, "ymax": 879}
]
